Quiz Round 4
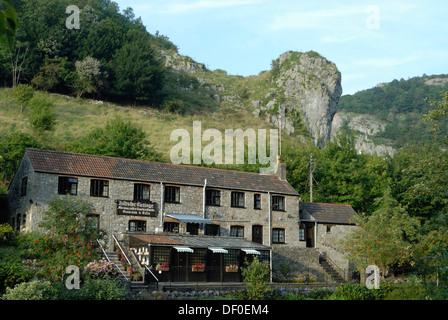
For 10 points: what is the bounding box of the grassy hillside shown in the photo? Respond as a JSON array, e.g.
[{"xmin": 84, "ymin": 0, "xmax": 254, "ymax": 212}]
[{"xmin": 0, "ymin": 86, "xmax": 283, "ymax": 162}]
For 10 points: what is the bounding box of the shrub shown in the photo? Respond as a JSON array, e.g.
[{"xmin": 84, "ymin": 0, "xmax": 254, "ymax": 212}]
[
  {"xmin": 1, "ymin": 280, "xmax": 54, "ymax": 300},
  {"xmin": 331, "ymin": 283, "xmax": 376, "ymax": 300},
  {"xmin": 28, "ymin": 94, "xmax": 55, "ymax": 131},
  {"xmin": 241, "ymin": 258, "xmax": 271, "ymax": 300},
  {"xmin": 307, "ymin": 288, "xmax": 334, "ymax": 300},
  {"xmin": 84, "ymin": 259, "xmax": 120, "ymax": 279}
]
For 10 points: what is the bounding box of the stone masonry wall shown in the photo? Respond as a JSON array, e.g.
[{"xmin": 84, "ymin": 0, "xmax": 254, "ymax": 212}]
[{"xmin": 8, "ymin": 159, "xmax": 300, "ymax": 251}]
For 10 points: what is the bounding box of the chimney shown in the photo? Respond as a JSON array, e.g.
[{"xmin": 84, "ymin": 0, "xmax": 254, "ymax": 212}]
[{"xmin": 276, "ymin": 155, "xmax": 287, "ymax": 180}]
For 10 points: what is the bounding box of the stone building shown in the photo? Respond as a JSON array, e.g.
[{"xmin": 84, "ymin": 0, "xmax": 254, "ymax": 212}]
[{"xmin": 5, "ymin": 148, "xmax": 358, "ymax": 282}]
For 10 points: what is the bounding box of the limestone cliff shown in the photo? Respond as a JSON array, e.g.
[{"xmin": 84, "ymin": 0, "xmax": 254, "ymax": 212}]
[{"xmin": 160, "ymin": 49, "xmax": 343, "ymax": 146}]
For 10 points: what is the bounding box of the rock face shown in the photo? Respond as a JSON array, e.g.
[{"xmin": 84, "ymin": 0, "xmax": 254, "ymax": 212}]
[
  {"xmin": 331, "ymin": 112, "xmax": 396, "ymax": 156},
  {"xmin": 254, "ymin": 51, "xmax": 342, "ymax": 146},
  {"xmin": 160, "ymin": 49, "xmax": 342, "ymax": 146}
]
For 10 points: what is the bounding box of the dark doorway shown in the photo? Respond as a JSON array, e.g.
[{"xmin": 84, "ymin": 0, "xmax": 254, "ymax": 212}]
[{"xmin": 306, "ymin": 225, "xmax": 314, "ymax": 248}]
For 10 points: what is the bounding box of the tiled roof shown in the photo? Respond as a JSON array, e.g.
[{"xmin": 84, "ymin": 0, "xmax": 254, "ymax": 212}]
[
  {"xmin": 130, "ymin": 234, "xmax": 185, "ymax": 245},
  {"xmin": 25, "ymin": 148, "xmax": 299, "ymax": 195},
  {"xmin": 131, "ymin": 234, "xmax": 270, "ymax": 250},
  {"xmin": 299, "ymin": 202, "xmax": 357, "ymax": 225}
]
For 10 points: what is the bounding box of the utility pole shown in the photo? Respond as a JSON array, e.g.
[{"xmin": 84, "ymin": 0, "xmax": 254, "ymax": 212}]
[{"xmin": 309, "ymin": 153, "xmax": 314, "ymax": 202}]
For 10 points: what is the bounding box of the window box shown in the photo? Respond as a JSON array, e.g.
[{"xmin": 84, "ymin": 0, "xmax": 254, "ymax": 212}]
[
  {"xmin": 191, "ymin": 264, "xmax": 205, "ymax": 272},
  {"xmin": 156, "ymin": 262, "xmax": 170, "ymax": 272},
  {"xmin": 225, "ymin": 265, "xmax": 239, "ymax": 272}
]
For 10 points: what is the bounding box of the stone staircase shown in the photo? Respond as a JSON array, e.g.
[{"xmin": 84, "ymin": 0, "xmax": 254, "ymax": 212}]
[
  {"xmin": 318, "ymin": 254, "xmax": 344, "ymax": 283},
  {"xmin": 104, "ymin": 251, "xmax": 155, "ymax": 295}
]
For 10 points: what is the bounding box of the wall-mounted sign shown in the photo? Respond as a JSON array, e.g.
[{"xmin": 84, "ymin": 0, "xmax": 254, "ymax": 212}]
[{"xmin": 116, "ymin": 200, "xmax": 157, "ymax": 217}]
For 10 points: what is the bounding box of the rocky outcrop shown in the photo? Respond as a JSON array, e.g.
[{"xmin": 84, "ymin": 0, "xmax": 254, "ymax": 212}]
[
  {"xmin": 252, "ymin": 51, "xmax": 342, "ymax": 146},
  {"xmin": 331, "ymin": 112, "xmax": 396, "ymax": 156},
  {"xmin": 160, "ymin": 49, "xmax": 343, "ymax": 146}
]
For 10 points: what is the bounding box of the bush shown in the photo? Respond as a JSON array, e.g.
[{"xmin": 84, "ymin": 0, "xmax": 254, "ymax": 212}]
[
  {"xmin": 84, "ymin": 259, "xmax": 120, "ymax": 279},
  {"xmin": 307, "ymin": 288, "xmax": 334, "ymax": 300},
  {"xmin": 331, "ymin": 283, "xmax": 376, "ymax": 300},
  {"xmin": 241, "ymin": 258, "xmax": 271, "ymax": 300},
  {"xmin": 1, "ymin": 280, "xmax": 54, "ymax": 300},
  {"xmin": 28, "ymin": 94, "xmax": 55, "ymax": 131},
  {"xmin": 52, "ymin": 278, "xmax": 127, "ymax": 300},
  {"xmin": 383, "ymin": 277, "xmax": 428, "ymax": 300}
]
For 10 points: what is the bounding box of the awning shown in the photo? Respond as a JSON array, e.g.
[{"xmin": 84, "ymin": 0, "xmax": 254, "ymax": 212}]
[
  {"xmin": 208, "ymin": 247, "xmax": 228, "ymax": 254},
  {"xmin": 166, "ymin": 213, "xmax": 212, "ymax": 225},
  {"xmin": 173, "ymin": 246, "xmax": 194, "ymax": 253},
  {"xmin": 242, "ymin": 249, "xmax": 260, "ymax": 255}
]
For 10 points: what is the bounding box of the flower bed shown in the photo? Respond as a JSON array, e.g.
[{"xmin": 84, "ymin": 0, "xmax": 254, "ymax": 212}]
[{"xmin": 84, "ymin": 259, "xmax": 119, "ymax": 279}]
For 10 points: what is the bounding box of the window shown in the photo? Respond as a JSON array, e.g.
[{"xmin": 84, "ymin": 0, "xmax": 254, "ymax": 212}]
[
  {"xmin": 21, "ymin": 177, "xmax": 27, "ymax": 197},
  {"xmin": 129, "ymin": 220, "xmax": 146, "ymax": 232},
  {"xmin": 206, "ymin": 189, "xmax": 221, "ymax": 206},
  {"xmin": 230, "ymin": 225, "xmax": 244, "ymax": 237},
  {"xmin": 152, "ymin": 247, "xmax": 171, "ymax": 267},
  {"xmin": 187, "ymin": 223, "xmax": 199, "ymax": 235},
  {"xmin": 165, "ymin": 186, "xmax": 180, "ymax": 203},
  {"xmin": 58, "ymin": 177, "xmax": 78, "ymax": 195},
  {"xmin": 205, "ymin": 224, "xmax": 220, "ymax": 236},
  {"xmin": 272, "ymin": 228, "xmax": 285, "ymax": 243},
  {"xmin": 90, "ymin": 179, "xmax": 109, "ymax": 197},
  {"xmin": 134, "ymin": 183, "xmax": 150, "ymax": 201},
  {"xmin": 164, "ymin": 222, "xmax": 179, "ymax": 233},
  {"xmin": 299, "ymin": 224, "xmax": 305, "ymax": 241},
  {"xmin": 254, "ymin": 194, "xmax": 261, "ymax": 209},
  {"xmin": 272, "ymin": 196, "xmax": 285, "ymax": 211},
  {"xmin": 326, "ymin": 225, "xmax": 332, "ymax": 233},
  {"xmin": 231, "ymin": 191, "xmax": 245, "ymax": 208}
]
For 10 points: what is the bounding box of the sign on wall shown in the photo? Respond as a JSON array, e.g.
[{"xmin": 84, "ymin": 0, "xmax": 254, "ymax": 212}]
[{"xmin": 116, "ymin": 200, "xmax": 157, "ymax": 217}]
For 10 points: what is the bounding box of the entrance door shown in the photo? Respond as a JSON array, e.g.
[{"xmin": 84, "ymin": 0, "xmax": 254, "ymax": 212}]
[
  {"xmin": 306, "ymin": 225, "xmax": 314, "ymax": 247},
  {"xmin": 252, "ymin": 225, "xmax": 263, "ymax": 244}
]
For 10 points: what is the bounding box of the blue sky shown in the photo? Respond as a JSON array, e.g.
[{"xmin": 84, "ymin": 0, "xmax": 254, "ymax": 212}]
[{"xmin": 113, "ymin": 0, "xmax": 448, "ymax": 95}]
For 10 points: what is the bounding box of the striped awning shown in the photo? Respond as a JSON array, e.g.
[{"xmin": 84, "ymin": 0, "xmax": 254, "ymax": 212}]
[
  {"xmin": 173, "ymin": 246, "xmax": 194, "ymax": 253},
  {"xmin": 242, "ymin": 249, "xmax": 260, "ymax": 255},
  {"xmin": 208, "ymin": 247, "xmax": 228, "ymax": 254},
  {"xmin": 166, "ymin": 213, "xmax": 211, "ymax": 225}
]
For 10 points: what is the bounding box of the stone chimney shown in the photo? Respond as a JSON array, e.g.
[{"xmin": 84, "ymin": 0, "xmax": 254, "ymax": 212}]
[{"xmin": 276, "ymin": 155, "xmax": 286, "ymax": 180}]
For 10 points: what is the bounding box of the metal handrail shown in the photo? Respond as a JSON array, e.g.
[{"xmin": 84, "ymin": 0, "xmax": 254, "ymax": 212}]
[
  {"xmin": 145, "ymin": 265, "xmax": 159, "ymax": 282},
  {"xmin": 112, "ymin": 234, "xmax": 132, "ymax": 265},
  {"xmin": 97, "ymin": 238, "xmax": 129, "ymax": 281}
]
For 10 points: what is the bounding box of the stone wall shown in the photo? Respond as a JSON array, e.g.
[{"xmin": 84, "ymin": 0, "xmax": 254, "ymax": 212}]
[{"xmin": 8, "ymin": 157, "xmax": 300, "ymax": 250}]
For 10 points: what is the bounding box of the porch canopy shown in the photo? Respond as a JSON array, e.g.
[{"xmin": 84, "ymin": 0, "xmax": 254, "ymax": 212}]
[
  {"xmin": 165, "ymin": 213, "xmax": 212, "ymax": 225},
  {"xmin": 129, "ymin": 233, "xmax": 270, "ymax": 253}
]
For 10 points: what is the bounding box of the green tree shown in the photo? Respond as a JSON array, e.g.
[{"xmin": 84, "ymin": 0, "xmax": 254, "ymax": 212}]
[
  {"xmin": 112, "ymin": 29, "xmax": 164, "ymax": 103},
  {"xmin": 241, "ymin": 257, "xmax": 271, "ymax": 300},
  {"xmin": 343, "ymin": 188, "xmax": 421, "ymax": 277},
  {"xmin": 28, "ymin": 92, "xmax": 55, "ymax": 131},
  {"xmin": 27, "ymin": 196, "xmax": 106, "ymax": 281},
  {"xmin": 73, "ymin": 56, "xmax": 107, "ymax": 98},
  {"xmin": 424, "ymin": 91, "xmax": 448, "ymax": 144},
  {"xmin": 12, "ymin": 82, "xmax": 34, "ymax": 113},
  {"xmin": 0, "ymin": 0, "xmax": 19, "ymax": 50},
  {"xmin": 70, "ymin": 117, "xmax": 162, "ymax": 161},
  {"xmin": 0, "ymin": 129, "xmax": 42, "ymax": 182}
]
